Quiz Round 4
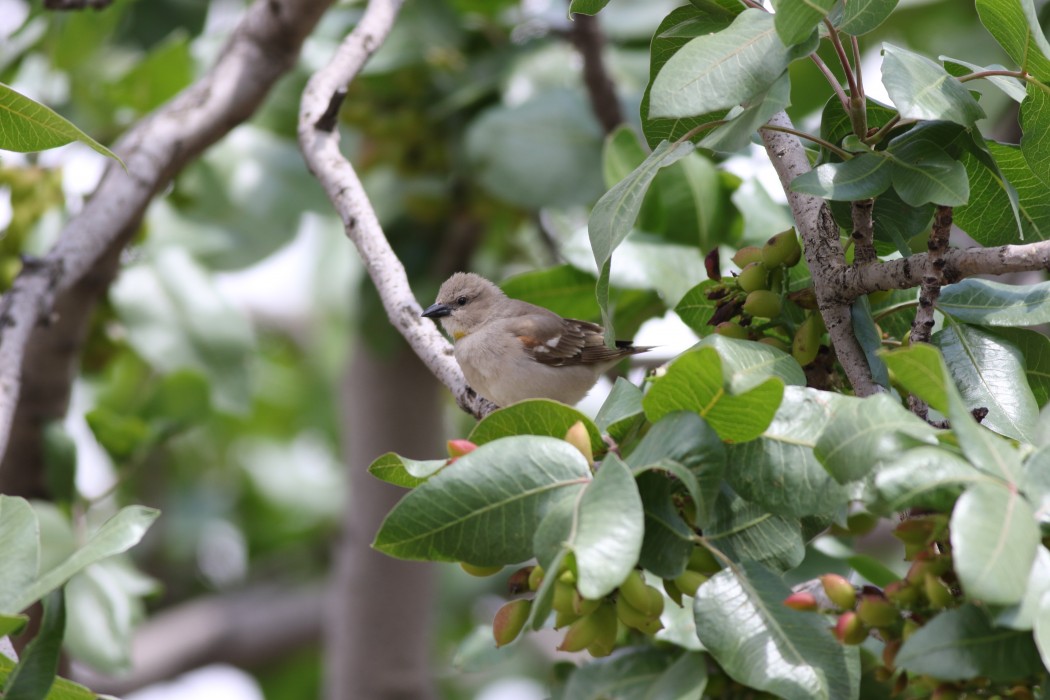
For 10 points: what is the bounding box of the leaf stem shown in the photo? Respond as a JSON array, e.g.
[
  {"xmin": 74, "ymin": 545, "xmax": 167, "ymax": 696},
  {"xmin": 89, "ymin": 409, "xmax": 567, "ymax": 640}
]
[
  {"xmin": 824, "ymin": 20, "xmax": 859, "ymax": 98},
  {"xmin": 759, "ymin": 123, "xmax": 852, "ymax": 160},
  {"xmin": 957, "ymin": 69, "xmax": 1027, "ymax": 83},
  {"xmin": 810, "ymin": 54, "xmax": 850, "ymax": 111},
  {"xmin": 862, "ymin": 114, "xmax": 904, "ymax": 147}
]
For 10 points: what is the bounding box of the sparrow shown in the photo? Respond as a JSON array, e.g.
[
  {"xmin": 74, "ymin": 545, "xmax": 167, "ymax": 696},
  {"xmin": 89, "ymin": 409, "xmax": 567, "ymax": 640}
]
[{"xmin": 421, "ymin": 272, "xmax": 651, "ymax": 407}]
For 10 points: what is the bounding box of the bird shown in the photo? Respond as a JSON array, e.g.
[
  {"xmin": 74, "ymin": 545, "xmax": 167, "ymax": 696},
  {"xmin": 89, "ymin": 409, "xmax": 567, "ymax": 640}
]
[{"xmin": 421, "ymin": 272, "xmax": 652, "ymax": 407}]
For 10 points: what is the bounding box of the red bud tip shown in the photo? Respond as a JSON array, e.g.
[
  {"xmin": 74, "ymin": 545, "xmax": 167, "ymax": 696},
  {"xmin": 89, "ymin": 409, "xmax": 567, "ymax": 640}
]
[
  {"xmin": 447, "ymin": 439, "xmax": 478, "ymax": 459},
  {"xmin": 783, "ymin": 591, "xmax": 819, "ymax": 612}
]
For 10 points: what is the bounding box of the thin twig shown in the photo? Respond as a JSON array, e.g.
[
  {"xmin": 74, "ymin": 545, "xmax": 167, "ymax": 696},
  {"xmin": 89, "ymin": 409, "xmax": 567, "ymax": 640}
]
[
  {"xmin": 568, "ymin": 13, "xmax": 623, "ymax": 134},
  {"xmin": 906, "ymin": 206, "xmax": 953, "ymax": 419},
  {"xmin": 810, "ymin": 54, "xmax": 850, "ymax": 111},
  {"xmin": 824, "ymin": 20, "xmax": 858, "ymax": 98},
  {"xmin": 297, "ymin": 0, "xmax": 496, "ymax": 420},
  {"xmin": 759, "ymin": 123, "xmax": 852, "ymax": 160}
]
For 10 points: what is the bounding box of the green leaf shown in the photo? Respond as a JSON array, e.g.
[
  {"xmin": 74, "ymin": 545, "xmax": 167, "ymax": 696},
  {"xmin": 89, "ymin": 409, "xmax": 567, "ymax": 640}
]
[
  {"xmin": 699, "ymin": 334, "xmax": 806, "ymax": 391},
  {"xmin": 373, "ymin": 437, "xmax": 590, "ymax": 565},
  {"xmin": 674, "ymin": 280, "xmax": 721, "ymax": 336},
  {"xmin": 951, "ymin": 482, "xmax": 1040, "ymax": 605},
  {"xmin": 818, "ymin": 94, "xmax": 898, "ymax": 161},
  {"xmin": 0, "ymin": 82, "xmax": 121, "ymax": 163},
  {"xmin": 500, "ymin": 265, "xmax": 602, "ymax": 322},
  {"xmin": 568, "ymin": 0, "xmax": 609, "ymax": 15},
  {"xmin": 640, "ymin": 5, "xmax": 738, "ymax": 148},
  {"xmin": 563, "ymin": 647, "xmax": 705, "ymax": 700},
  {"xmin": 466, "ymin": 91, "xmax": 605, "ymax": 209},
  {"xmin": 850, "ymin": 296, "xmax": 891, "ymax": 388},
  {"xmin": 3, "ymin": 590, "xmax": 64, "ymax": 700},
  {"xmin": 870, "ymin": 189, "xmax": 934, "ymax": 257},
  {"xmin": 0, "ymin": 656, "xmax": 95, "ymax": 700},
  {"xmin": 571, "ymin": 454, "xmax": 644, "ymax": 599},
  {"xmin": 1020, "ymin": 82, "xmax": 1050, "ymax": 187},
  {"xmin": 988, "ymin": 327, "xmax": 1050, "ymax": 406},
  {"xmin": 938, "ymin": 278, "xmax": 1050, "ymax": 327},
  {"xmin": 933, "ymin": 321, "xmax": 1038, "ymax": 444},
  {"xmin": 694, "ymin": 562, "xmax": 858, "ymax": 700},
  {"xmin": 955, "ymin": 141, "xmax": 1050, "ymax": 245},
  {"xmin": 886, "ymin": 137, "xmax": 969, "ymax": 207},
  {"xmin": 85, "ymin": 408, "xmax": 152, "ymax": 461},
  {"xmin": 815, "ymin": 393, "xmax": 936, "ymax": 483},
  {"xmin": 625, "ymin": 411, "xmax": 725, "ymax": 529},
  {"xmin": 706, "ymin": 486, "xmax": 805, "ymax": 571},
  {"xmin": 0, "ymin": 496, "xmax": 40, "ymax": 615},
  {"xmin": 790, "ymin": 153, "xmax": 893, "ymax": 201},
  {"xmin": 595, "ymin": 377, "xmax": 645, "ymax": 442},
  {"xmin": 1021, "ymin": 446, "xmax": 1050, "ymax": 526},
  {"xmin": 881, "ymin": 344, "xmax": 1023, "ymax": 484},
  {"xmin": 941, "ymin": 56, "xmax": 1028, "ymax": 102},
  {"xmin": 699, "ymin": 73, "xmax": 791, "ymax": 154},
  {"xmin": 469, "ymin": 399, "xmax": 603, "ymax": 455},
  {"xmin": 871, "ymin": 446, "xmax": 990, "ymax": 514},
  {"xmin": 650, "ymin": 151, "xmax": 732, "ymax": 251},
  {"xmin": 775, "ymin": 0, "xmax": 836, "ymax": 46},
  {"xmin": 0, "ymin": 614, "xmax": 27, "ymax": 637},
  {"xmin": 368, "ymin": 453, "xmax": 446, "ymax": 488},
  {"xmin": 997, "ymin": 545, "xmax": 1050, "ymax": 630},
  {"xmin": 880, "ymin": 45, "xmax": 985, "ymax": 127},
  {"xmin": 834, "ymin": 0, "xmax": 899, "ymax": 35},
  {"xmin": 727, "ymin": 387, "xmax": 853, "ymax": 518},
  {"xmin": 5, "ymin": 506, "xmax": 159, "ymax": 615},
  {"xmin": 975, "ymin": 0, "xmax": 1050, "ymax": 82},
  {"xmin": 649, "ymin": 10, "xmax": 800, "ymax": 119},
  {"xmin": 896, "ymin": 604, "xmax": 1043, "ymax": 681},
  {"xmin": 636, "ymin": 469, "xmax": 695, "ymax": 578},
  {"xmin": 643, "ymin": 347, "xmax": 784, "ymax": 443},
  {"xmin": 590, "ymin": 140, "xmax": 696, "ymax": 271}
]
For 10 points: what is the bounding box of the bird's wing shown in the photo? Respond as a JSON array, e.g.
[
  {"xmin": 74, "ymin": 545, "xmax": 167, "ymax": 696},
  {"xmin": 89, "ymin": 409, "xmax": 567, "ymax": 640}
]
[{"xmin": 506, "ymin": 313, "xmax": 638, "ymax": 367}]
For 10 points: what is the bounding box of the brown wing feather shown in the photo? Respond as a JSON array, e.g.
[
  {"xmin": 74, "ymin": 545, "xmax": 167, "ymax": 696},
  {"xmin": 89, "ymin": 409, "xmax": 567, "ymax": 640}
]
[{"xmin": 509, "ymin": 314, "xmax": 650, "ymax": 367}]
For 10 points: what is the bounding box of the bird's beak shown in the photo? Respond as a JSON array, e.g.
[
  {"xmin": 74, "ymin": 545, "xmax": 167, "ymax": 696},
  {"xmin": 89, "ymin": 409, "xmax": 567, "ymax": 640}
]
[{"xmin": 421, "ymin": 302, "xmax": 452, "ymax": 319}]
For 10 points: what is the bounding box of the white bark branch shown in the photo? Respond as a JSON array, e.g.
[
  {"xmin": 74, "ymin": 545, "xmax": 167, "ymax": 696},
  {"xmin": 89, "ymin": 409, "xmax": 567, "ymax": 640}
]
[
  {"xmin": 761, "ymin": 112, "xmax": 883, "ymax": 397},
  {"xmin": 0, "ymin": 0, "xmax": 335, "ymax": 465},
  {"xmin": 297, "ymin": 0, "xmax": 495, "ymax": 419}
]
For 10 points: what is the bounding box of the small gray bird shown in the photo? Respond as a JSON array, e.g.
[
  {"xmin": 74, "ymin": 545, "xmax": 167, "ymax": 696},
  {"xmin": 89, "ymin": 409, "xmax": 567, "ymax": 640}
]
[{"xmin": 421, "ymin": 272, "xmax": 652, "ymax": 407}]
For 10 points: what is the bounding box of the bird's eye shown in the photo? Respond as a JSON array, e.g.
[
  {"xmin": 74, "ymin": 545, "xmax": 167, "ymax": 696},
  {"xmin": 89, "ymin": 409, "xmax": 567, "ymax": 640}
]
[{"xmin": 456, "ymin": 296, "xmax": 468, "ymax": 306}]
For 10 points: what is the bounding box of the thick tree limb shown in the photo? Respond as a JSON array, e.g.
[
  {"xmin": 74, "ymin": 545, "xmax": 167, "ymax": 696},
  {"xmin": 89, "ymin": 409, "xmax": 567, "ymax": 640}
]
[
  {"xmin": 760, "ymin": 111, "xmax": 883, "ymax": 397},
  {"xmin": 0, "ymin": 0, "xmax": 335, "ymax": 466},
  {"xmin": 297, "ymin": 0, "xmax": 495, "ymax": 420},
  {"xmin": 568, "ymin": 13, "xmax": 624, "ymax": 134},
  {"xmin": 70, "ymin": 583, "xmax": 324, "ymax": 695}
]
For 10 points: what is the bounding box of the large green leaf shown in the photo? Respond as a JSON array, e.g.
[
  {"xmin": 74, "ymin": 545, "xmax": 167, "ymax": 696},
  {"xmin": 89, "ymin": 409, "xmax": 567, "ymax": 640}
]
[
  {"xmin": 640, "ymin": 4, "xmax": 738, "ymax": 148},
  {"xmin": 0, "ymin": 496, "xmax": 40, "ymax": 615},
  {"xmin": 649, "ymin": 151, "xmax": 734, "ymax": 251},
  {"xmin": 465, "ymin": 90, "xmax": 605, "ymax": 209},
  {"xmin": 886, "ymin": 137, "xmax": 969, "ymax": 207},
  {"xmin": 5, "ymin": 506, "xmax": 158, "ymax": 616},
  {"xmin": 694, "ymin": 562, "xmax": 858, "ymax": 700},
  {"xmin": 880, "ymin": 45, "xmax": 985, "ymax": 127},
  {"xmin": 568, "ymin": 0, "xmax": 609, "ymax": 15},
  {"xmin": 699, "ymin": 74, "xmax": 791, "ymax": 154},
  {"xmin": 1020, "ymin": 82, "xmax": 1050, "ymax": 187},
  {"xmin": 562, "ymin": 647, "xmax": 706, "ymax": 700},
  {"xmin": 643, "ymin": 347, "xmax": 784, "ymax": 443},
  {"xmin": 775, "ymin": 0, "xmax": 836, "ymax": 46},
  {"xmin": 881, "ymin": 344, "xmax": 1023, "ymax": 484},
  {"xmin": 790, "ymin": 153, "xmax": 893, "ymax": 201},
  {"xmin": 705, "ymin": 486, "xmax": 805, "ymax": 571},
  {"xmin": 636, "ymin": 469, "xmax": 695, "ymax": 578},
  {"xmin": 942, "ymin": 56, "xmax": 1028, "ymax": 102},
  {"xmin": 834, "ymin": 0, "xmax": 899, "ymax": 35},
  {"xmin": 570, "ymin": 454, "xmax": 645, "ymax": 599},
  {"xmin": 469, "ymin": 399, "xmax": 603, "ymax": 455},
  {"xmin": 896, "ymin": 604, "xmax": 1043, "ymax": 681},
  {"xmin": 870, "ymin": 446, "xmax": 990, "ymax": 514},
  {"xmin": 699, "ymin": 334, "xmax": 806, "ymax": 391},
  {"xmin": 0, "ymin": 82, "xmax": 120, "ymax": 162},
  {"xmin": 815, "ymin": 392, "xmax": 936, "ymax": 483},
  {"xmin": 373, "ymin": 437, "xmax": 590, "ymax": 565},
  {"xmin": 727, "ymin": 387, "xmax": 852, "ymax": 519},
  {"xmin": 997, "ymin": 545, "xmax": 1050, "ymax": 630},
  {"xmin": 933, "ymin": 321, "xmax": 1038, "ymax": 444},
  {"xmin": 989, "ymin": 327, "xmax": 1050, "ymax": 406},
  {"xmin": 870, "ymin": 189, "xmax": 934, "ymax": 257},
  {"xmin": 938, "ymin": 278, "xmax": 1050, "ymax": 327},
  {"xmin": 649, "ymin": 10, "xmax": 800, "ymax": 119},
  {"xmin": 955, "ymin": 142, "xmax": 1050, "ymax": 245},
  {"xmin": 674, "ymin": 280, "xmax": 721, "ymax": 336},
  {"xmin": 594, "ymin": 377, "xmax": 645, "ymax": 442},
  {"xmin": 2, "ymin": 590, "xmax": 65, "ymax": 700},
  {"xmin": 0, "ymin": 657, "xmax": 96, "ymax": 700},
  {"xmin": 625, "ymin": 411, "xmax": 725, "ymax": 529},
  {"xmin": 975, "ymin": 0, "xmax": 1050, "ymax": 82},
  {"xmin": 951, "ymin": 482, "xmax": 1039, "ymax": 605}
]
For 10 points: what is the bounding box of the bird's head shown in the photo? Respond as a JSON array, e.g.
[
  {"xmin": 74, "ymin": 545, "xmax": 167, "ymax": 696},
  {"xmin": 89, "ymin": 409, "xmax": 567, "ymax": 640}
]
[{"xmin": 421, "ymin": 272, "xmax": 506, "ymax": 340}]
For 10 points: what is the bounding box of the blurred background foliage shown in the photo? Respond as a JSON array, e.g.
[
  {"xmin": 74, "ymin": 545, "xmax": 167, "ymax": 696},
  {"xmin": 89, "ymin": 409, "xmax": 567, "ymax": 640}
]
[{"xmin": 0, "ymin": 0, "xmax": 1030, "ymax": 697}]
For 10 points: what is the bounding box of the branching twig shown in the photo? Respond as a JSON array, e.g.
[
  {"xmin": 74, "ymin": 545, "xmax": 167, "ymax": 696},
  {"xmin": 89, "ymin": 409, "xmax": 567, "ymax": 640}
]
[
  {"xmin": 851, "ymin": 199, "xmax": 876, "ymax": 265},
  {"xmin": 906, "ymin": 206, "xmax": 953, "ymax": 418},
  {"xmin": 0, "ymin": 0, "xmax": 334, "ymax": 466},
  {"xmin": 297, "ymin": 0, "xmax": 496, "ymax": 420},
  {"xmin": 760, "ymin": 111, "xmax": 883, "ymax": 397}
]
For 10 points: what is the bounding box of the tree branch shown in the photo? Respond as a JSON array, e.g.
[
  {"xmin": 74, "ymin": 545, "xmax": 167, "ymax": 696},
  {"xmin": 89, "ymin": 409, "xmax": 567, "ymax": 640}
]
[
  {"xmin": 906, "ymin": 206, "xmax": 953, "ymax": 418},
  {"xmin": 850, "ymin": 199, "xmax": 876, "ymax": 266},
  {"xmin": 297, "ymin": 0, "xmax": 496, "ymax": 420},
  {"xmin": 0, "ymin": 0, "xmax": 336, "ymax": 466},
  {"xmin": 760, "ymin": 111, "xmax": 883, "ymax": 397},
  {"xmin": 567, "ymin": 13, "xmax": 624, "ymax": 134}
]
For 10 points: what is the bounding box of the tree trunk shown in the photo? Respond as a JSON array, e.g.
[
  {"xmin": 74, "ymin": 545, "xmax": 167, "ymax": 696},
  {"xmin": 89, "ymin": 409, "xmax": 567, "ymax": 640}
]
[{"xmin": 325, "ymin": 340, "xmax": 442, "ymax": 700}]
